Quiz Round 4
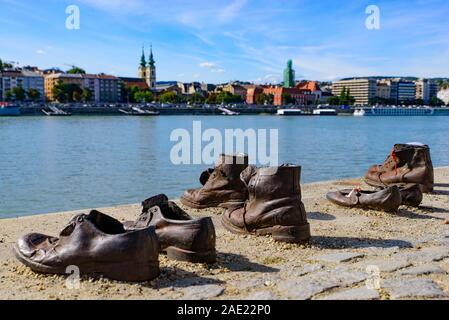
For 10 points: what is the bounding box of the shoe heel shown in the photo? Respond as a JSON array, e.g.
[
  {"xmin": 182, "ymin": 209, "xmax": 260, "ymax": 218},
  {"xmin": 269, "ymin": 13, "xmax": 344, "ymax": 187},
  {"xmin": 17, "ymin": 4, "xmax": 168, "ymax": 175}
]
[
  {"xmin": 166, "ymin": 247, "xmax": 216, "ymax": 264},
  {"xmin": 257, "ymin": 224, "xmax": 311, "ymax": 244}
]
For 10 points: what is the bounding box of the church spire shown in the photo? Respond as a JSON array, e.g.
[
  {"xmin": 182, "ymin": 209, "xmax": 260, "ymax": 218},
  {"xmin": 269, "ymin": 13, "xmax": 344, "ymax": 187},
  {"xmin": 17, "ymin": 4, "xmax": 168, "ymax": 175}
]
[
  {"xmin": 140, "ymin": 46, "xmax": 146, "ymax": 68},
  {"xmin": 148, "ymin": 45, "xmax": 155, "ymax": 68}
]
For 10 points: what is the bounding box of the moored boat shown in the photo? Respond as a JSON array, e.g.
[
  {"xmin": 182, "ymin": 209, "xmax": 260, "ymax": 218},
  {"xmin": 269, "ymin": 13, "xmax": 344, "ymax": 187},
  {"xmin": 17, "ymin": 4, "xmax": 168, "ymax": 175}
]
[
  {"xmin": 0, "ymin": 103, "xmax": 21, "ymax": 116},
  {"xmin": 277, "ymin": 108, "xmax": 304, "ymax": 116},
  {"xmin": 353, "ymin": 106, "xmax": 449, "ymax": 116},
  {"xmin": 313, "ymin": 108, "xmax": 337, "ymax": 116}
]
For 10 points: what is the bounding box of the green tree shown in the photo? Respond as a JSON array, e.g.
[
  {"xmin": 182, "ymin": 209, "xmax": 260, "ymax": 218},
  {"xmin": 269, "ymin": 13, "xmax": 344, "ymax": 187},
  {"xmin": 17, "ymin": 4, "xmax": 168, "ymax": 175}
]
[
  {"xmin": 82, "ymin": 88, "xmax": 92, "ymax": 102},
  {"xmin": 216, "ymin": 91, "xmax": 243, "ymax": 104},
  {"xmin": 327, "ymin": 96, "xmax": 340, "ymax": 105},
  {"xmin": 256, "ymin": 93, "xmax": 274, "ymax": 105},
  {"xmin": 67, "ymin": 67, "xmax": 86, "ymax": 74},
  {"xmin": 282, "ymin": 93, "xmax": 294, "ymax": 105},
  {"xmin": 0, "ymin": 58, "xmax": 3, "ymax": 71},
  {"xmin": 52, "ymin": 82, "xmax": 68, "ymax": 102},
  {"xmin": 73, "ymin": 90, "xmax": 82, "ymax": 102},
  {"xmin": 205, "ymin": 93, "xmax": 218, "ymax": 104},
  {"xmin": 429, "ymin": 96, "xmax": 444, "ymax": 106},
  {"xmin": 5, "ymin": 90, "xmax": 13, "ymax": 101},
  {"xmin": 188, "ymin": 93, "xmax": 205, "ymax": 104},
  {"xmin": 52, "ymin": 81, "xmax": 82, "ymax": 102},
  {"xmin": 27, "ymin": 88, "xmax": 41, "ymax": 101},
  {"xmin": 129, "ymin": 86, "xmax": 140, "ymax": 103},
  {"xmin": 415, "ymin": 98, "xmax": 424, "ymax": 106},
  {"xmin": 134, "ymin": 90, "xmax": 154, "ymax": 103},
  {"xmin": 159, "ymin": 91, "xmax": 179, "ymax": 104},
  {"xmin": 12, "ymin": 87, "xmax": 26, "ymax": 101}
]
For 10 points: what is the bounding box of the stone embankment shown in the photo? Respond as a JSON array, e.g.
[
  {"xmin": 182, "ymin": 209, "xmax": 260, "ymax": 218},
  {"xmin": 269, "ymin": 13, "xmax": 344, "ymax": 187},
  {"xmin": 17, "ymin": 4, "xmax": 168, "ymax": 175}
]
[{"xmin": 1, "ymin": 168, "xmax": 448, "ymax": 300}]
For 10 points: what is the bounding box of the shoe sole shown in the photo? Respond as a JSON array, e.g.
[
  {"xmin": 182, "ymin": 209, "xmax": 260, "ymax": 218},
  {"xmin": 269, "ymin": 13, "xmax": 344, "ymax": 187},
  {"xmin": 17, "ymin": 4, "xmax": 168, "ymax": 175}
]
[
  {"xmin": 13, "ymin": 245, "xmax": 160, "ymax": 282},
  {"xmin": 221, "ymin": 216, "xmax": 311, "ymax": 244},
  {"xmin": 165, "ymin": 247, "xmax": 217, "ymax": 264}
]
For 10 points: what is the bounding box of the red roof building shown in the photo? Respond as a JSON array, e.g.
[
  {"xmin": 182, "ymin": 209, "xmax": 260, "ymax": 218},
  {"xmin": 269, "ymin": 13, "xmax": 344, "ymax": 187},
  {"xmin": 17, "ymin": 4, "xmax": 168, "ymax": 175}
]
[{"xmin": 262, "ymin": 86, "xmax": 314, "ymax": 106}]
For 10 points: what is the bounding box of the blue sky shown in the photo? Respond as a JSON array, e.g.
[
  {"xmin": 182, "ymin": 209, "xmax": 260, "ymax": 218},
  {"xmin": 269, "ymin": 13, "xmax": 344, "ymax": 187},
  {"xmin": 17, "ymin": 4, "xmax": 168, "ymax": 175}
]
[{"xmin": 1, "ymin": 0, "xmax": 448, "ymax": 83}]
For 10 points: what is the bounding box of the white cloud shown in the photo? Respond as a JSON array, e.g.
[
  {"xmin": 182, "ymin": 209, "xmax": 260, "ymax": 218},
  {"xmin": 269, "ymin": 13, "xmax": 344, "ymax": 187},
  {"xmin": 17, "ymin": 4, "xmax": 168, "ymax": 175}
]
[
  {"xmin": 219, "ymin": 0, "xmax": 248, "ymax": 23},
  {"xmin": 200, "ymin": 62, "xmax": 225, "ymax": 74},
  {"xmin": 36, "ymin": 49, "xmax": 46, "ymax": 55},
  {"xmin": 200, "ymin": 62, "xmax": 216, "ymax": 68}
]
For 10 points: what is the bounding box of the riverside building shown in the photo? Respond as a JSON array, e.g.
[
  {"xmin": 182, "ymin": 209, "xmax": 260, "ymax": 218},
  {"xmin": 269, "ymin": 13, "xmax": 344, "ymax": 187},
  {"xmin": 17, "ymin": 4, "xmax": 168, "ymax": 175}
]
[
  {"xmin": 397, "ymin": 81, "xmax": 416, "ymax": 103},
  {"xmin": 44, "ymin": 73, "xmax": 122, "ymax": 102},
  {"xmin": 332, "ymin": 79, "xmax": 377, "ymax": 105},
  {"xmin": 0, "ymin": 69, "xmax": 45, "ymax": 101}
]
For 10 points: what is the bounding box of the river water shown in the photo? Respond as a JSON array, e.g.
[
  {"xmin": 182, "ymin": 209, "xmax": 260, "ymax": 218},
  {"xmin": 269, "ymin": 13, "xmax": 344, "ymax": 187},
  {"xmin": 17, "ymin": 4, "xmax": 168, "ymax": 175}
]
[{"xmin": 1, "ymin": 115, "xmax": 448, "ymax": 218}]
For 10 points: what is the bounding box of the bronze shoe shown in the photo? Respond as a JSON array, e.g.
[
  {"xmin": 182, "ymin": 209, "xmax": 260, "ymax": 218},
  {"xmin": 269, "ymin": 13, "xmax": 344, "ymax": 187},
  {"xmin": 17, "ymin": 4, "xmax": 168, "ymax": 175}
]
[
  {"xmin": 398, "ymin": 183, "xmax": 423, "ymax": 207},
  {"xmin": 365, "ymin": 143, "xmax": 434, "ymax": 193},
  {"xmin": 13, "ymin": 210, "xmax": 160, "ymax": 282},
  {"xmin": 326, "ymin": 186, "xmax": 402, "ymax": 212},
  {"xmin": 126, "ymin": 194, "xmax": 216, "ymax": 264},
  {"xmin": 181, "ymin": 154, "xmax": 249, "ymax": 209},
  {"xmin": 221, "ymin": 165, "xmax": 311, "ymax": 243}
]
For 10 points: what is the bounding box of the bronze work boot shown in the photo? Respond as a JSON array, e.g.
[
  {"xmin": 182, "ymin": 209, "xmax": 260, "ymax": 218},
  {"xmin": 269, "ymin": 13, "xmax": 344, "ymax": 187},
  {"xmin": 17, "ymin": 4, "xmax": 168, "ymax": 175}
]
[
  {"xmin": 221, "ymin": 165, "xmax": 311, "ymax": 243},
  {"xmin": 365, "ymin": 144, "xmax": 434, "ymax": 193},
  {"xmin": 326, "ymin": 186, "xmax": 402, "ymax": 212},
  {"xmin": 125, "ymin": 194, "xmax": 216, "ymax": 264},
  {"xmin": 14, "ymin": 210, "xmax": 160, "ymax": 282},
  {"xmin": 181, "ymin": 154, "xmax": 249, "ymax": 209}
]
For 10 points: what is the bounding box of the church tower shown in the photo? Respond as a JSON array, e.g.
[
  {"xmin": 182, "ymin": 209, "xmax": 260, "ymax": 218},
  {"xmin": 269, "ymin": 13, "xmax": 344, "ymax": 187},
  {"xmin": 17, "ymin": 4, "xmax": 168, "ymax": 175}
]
[
  {"xmin": 147, "ymin": 46, "xmax": 156, "ymax": 89},
  {"xmin": 138, "ymin": 47, "xmax": 147, "ymax": 80}
]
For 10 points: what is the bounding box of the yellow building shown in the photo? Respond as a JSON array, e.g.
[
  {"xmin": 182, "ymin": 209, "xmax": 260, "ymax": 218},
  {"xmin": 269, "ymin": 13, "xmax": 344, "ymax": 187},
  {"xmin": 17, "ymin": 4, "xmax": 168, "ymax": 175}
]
[{"xmin": 44, "ymin": 73, "xmax": 83, "ymax": 101}]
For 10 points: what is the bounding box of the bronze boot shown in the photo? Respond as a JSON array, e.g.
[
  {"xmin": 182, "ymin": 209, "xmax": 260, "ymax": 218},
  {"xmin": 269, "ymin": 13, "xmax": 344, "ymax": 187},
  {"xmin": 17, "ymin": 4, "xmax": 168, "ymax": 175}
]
[
  {"xmin": 126, "ymin": 194, "xmax": 217, "ymax": 264},
  {"xmin": 181, "ymin": 154, "xmax": 249, "ymax": 209},
  {"xmin": 365, "ymin": 144, "xmax": 434, "ymax": 193},
  {"xmin": 221, "ymin": 165, "xmax": 311, "ymax": 243},
  {"xmin": 14, "ymin": 210, "xmax": 160, "ymax": 282}
]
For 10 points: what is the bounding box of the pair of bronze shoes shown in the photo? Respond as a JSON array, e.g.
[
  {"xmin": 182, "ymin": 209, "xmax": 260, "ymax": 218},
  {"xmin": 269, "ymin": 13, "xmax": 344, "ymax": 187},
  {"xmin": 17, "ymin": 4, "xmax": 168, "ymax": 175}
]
[
  {"xmin": 326, "ymin": 183, "xmax": 423, "ymax": 213},
  {"xmin": 327, "ymin": 143, "xmax": 433, "ymax": 213},
  {"xmin": 181, "ymin": 154, "xmax": 311, "ymax": 244},
  {"xmin": 14, "ymin": 195, "xmax": 216, "ymax": 282}
]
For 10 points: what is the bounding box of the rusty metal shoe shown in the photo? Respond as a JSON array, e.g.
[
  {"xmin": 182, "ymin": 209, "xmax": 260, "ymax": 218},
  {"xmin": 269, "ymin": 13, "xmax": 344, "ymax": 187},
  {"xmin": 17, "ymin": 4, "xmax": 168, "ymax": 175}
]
[
  {"xmin": 181, "ymin": 154, "xmax": 249, "ymax": 209},
  {"xmin": 13, "ymin": 210, "xmax": 160, "ymax": 282},
  {"xmin": 398, "ymin": 183, "xmax": 423, "ymax": 207},
  {"xmin": 365, "ymin": 143, "xmax": 434, "ymax": 193},
  {"xmin": 326, "ymin": 186, "xmax": 402, "ymax": 212},
  {"xmin": 375, "ymin": 184, "xmax": 423, "ymax": 207},
  {"xmin": 221, "ymin": 165, "xmax": 311, "ymax": 243},
  {"xmin": 125, "ymin": 194, "xmax": 216, "ymax": 264}
]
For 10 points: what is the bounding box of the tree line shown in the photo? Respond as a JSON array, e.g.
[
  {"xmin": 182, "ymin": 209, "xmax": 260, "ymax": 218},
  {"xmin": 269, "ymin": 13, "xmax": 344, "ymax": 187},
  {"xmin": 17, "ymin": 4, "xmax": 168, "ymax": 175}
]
[{"xmin": 122, "ymin": 86, "xmax": 245, "ymax": 105}]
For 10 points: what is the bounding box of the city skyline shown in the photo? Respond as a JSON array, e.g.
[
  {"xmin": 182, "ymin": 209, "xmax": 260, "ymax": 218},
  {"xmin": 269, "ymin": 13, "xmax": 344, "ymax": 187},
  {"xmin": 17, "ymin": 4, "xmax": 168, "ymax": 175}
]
[{"xmin": 1, "ymin": 0, "xmax": 449, "ymax": 83}]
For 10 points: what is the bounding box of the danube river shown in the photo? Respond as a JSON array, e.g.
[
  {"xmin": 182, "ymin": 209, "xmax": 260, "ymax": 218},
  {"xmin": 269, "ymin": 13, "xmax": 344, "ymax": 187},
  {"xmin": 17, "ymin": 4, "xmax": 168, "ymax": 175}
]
[{"xmin": 1, "ymin": 115, "xmax": 449, "ymax": 218}]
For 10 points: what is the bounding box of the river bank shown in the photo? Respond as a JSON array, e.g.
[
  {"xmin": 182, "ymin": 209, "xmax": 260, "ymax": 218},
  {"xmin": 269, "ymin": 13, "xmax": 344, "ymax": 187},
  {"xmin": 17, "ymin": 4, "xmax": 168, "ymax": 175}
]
[
  {"xmin": 1, "ymin": 168, "xmax": 448, "ymax": 300},
  {"xmin": 19, "ymin": 105, "xmax": 280, "ymax": 116}
]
